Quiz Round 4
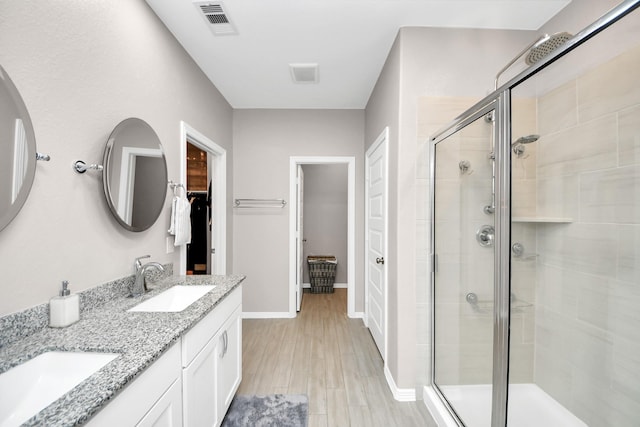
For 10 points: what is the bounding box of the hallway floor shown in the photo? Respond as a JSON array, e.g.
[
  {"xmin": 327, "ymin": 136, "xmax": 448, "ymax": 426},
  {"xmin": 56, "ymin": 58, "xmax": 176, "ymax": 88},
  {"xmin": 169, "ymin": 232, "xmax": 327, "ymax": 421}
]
[{"xmin": 238, "ymin": 289, "xmax": 435, "ymax": 426}]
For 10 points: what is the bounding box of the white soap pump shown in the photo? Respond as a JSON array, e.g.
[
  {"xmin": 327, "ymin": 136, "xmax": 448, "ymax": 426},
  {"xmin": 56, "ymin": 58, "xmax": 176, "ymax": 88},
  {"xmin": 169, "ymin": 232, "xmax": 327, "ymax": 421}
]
[{"xmin": 49, "ymin": 280, "xmax": 80, "ymax": 328}]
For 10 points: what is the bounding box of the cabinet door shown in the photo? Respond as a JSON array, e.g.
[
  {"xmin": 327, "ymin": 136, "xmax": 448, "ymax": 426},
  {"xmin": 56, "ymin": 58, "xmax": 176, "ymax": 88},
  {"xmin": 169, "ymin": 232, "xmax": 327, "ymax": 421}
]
[
  {"xmin": 87, "ymin": 344, "xmax": 181, "ymax": 427},
  {"xmin": 183, "ymin": 334, "xmax": 218, "ymax": 427},
  {"xmin": 137, "ymin": 378, "xmax": 183, "ymax": 427},
  {"xmin": 216, "ymin": 306, "xmax": 242, "ymax": 422}
]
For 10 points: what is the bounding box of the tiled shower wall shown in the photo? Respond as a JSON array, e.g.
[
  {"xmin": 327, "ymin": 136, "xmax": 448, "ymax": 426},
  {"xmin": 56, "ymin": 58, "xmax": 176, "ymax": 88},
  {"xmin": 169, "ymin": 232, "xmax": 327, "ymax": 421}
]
[{"xmin": 521, "ymin": 42, "xmax": 640, "ymax": 426}]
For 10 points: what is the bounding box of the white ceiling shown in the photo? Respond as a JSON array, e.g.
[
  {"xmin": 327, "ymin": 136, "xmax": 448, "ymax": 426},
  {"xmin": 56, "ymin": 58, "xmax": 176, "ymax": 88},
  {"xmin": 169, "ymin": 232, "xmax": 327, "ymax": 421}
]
[{"xmin": 145, "ymin": 0, "xmax": 571, "ymax": 109}]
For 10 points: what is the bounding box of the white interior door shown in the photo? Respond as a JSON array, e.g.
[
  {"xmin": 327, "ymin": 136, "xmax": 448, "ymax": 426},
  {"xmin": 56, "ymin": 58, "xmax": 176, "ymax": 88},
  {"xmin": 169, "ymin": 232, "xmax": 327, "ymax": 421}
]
[
  {"xmin": 366, "ymin": 130, "xmax": 387, "ymax": 359},
  {"xmin": 296, "ymin": 165, "xmax": 305, "ymax": 311}
]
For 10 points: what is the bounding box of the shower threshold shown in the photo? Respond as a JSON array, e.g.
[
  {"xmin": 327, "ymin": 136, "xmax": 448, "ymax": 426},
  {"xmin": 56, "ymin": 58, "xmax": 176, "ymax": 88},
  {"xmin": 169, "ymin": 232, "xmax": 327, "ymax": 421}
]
[{"xmin": 434, "ymin": 383, "xmax": 587, "ymax": 427}]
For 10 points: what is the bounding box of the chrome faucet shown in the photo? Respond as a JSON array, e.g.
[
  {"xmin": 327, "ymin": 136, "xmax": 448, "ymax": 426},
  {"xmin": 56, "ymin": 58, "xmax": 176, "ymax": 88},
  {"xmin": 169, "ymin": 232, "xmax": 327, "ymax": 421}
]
[{"xmin": 132, "ymin": 255, "xmax": 165, "ymax": 297}]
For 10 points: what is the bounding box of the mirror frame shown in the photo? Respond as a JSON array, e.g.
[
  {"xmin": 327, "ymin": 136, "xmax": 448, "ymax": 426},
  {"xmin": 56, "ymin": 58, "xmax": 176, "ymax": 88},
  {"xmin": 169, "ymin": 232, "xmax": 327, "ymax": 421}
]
[
  {"xmin": 102, "ymin": 118, "xmax": 168, "ymax": 232},
  {"xmin": 0, "ymin": 64, "xmax": 37, "ymax": 232}
]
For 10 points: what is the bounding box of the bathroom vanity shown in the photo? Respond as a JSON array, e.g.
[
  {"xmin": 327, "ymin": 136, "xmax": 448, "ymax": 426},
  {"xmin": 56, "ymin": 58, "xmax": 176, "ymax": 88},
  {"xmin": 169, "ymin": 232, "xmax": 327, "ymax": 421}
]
[{"xmin": 0, "ymin": 274, "xmax": 244, "ymax": 427}]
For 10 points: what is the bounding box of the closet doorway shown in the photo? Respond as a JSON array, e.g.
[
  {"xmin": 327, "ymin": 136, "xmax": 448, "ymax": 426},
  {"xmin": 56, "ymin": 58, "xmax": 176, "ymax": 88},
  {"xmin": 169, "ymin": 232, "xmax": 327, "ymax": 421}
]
[
  {"xmin": 185, "ymin": 142, "xmax": 210, "ymax": 274},
  {"xmin": 179, "ymin": 122, "xmax": 227, "ymax": 276},
  {"xmin": 288, "ymin": 156, "xmax": 355, "ymax": 318}
]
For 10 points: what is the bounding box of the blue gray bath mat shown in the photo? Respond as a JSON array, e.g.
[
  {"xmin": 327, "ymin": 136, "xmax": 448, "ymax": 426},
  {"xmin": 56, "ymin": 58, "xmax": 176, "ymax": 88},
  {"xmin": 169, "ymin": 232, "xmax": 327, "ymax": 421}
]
[{"xmin": 221, "ymin": 394, "xmax": 308, "ymax": 427}]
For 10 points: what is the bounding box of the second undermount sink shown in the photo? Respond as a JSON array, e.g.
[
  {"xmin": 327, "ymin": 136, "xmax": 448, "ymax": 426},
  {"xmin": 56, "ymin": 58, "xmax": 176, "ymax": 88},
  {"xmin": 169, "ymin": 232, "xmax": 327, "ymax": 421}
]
[
  {"xmin": 128, "ymin": 285, "xmax": 215, "ymax": 312},
  {"xmin": 0, "ymin": 351, "xmax": 119, "ymax": 427}
]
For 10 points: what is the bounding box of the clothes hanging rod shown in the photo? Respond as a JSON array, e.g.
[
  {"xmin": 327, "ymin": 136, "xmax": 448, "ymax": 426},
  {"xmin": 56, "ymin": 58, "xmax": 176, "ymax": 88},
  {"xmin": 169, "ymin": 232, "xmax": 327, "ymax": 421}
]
[{"xmin": 234, "ymin": 198, "xmax": 287, "ymax": 208}]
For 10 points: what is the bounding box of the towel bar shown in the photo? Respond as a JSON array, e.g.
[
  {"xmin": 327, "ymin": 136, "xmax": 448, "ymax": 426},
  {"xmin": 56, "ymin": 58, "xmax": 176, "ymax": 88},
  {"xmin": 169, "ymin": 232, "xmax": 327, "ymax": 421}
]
[{"xmin": 234, "ymin": 198, "xmax": 286, "ymax": 208}]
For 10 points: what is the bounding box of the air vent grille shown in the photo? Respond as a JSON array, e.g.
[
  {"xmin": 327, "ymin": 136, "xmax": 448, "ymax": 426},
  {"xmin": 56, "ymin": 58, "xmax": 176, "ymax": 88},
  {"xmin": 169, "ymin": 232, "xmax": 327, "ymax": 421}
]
[
  {"xmin": 290, "ymin": 63, "xmax": 319, "ymax": 84},
  {"xmin": 205, "ymin": 14, "xmax": 229, "ymax": 25},
  {"xmin": 200, "ymin": 4, "xmax": 223, "ymax": 14},
  {"xmin": 194, "ymin": 1, "xmax": 237, "ymax": 36}
]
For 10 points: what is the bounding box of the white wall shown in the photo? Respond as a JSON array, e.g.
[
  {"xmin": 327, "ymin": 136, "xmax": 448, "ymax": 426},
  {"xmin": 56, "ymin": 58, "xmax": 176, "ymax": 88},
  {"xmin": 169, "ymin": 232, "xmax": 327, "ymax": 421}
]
[
  {"xmin": 302, "ymin": 164, "xmax": 348, "ymax": 284},
  {"xmin": 0, "ymin": 0, "xmax": 233, "ymax": 316},
  {"xmin": 233, "ymin": 109, "xmax": 364, "ymax": 315}
]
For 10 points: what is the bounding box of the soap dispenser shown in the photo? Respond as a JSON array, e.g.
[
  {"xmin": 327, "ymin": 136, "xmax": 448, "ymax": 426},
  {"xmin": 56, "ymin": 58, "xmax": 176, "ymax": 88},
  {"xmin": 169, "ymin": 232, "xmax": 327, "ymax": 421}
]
[{"xmin": 49, "ymin": 280, "xmax": 80, "ymax": 328}]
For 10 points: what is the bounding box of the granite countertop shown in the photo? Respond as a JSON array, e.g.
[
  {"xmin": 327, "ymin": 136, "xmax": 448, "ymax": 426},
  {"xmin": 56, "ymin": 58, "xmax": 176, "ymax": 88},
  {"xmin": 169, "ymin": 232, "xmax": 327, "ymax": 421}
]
[{"xmin": 0, "ymin": 274, "xmax": 245, "ymax": 426}]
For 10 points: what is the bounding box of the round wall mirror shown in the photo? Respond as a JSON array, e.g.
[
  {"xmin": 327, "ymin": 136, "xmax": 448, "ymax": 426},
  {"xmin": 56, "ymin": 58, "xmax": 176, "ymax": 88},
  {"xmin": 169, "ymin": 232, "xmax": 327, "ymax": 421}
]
[
  {"xmin": 0, "ymin": 64, "xmax": 37, "ymax": 232},
  {"xmin": 103, "ymin": 118, "xmax": 168, "ymax": 232}
]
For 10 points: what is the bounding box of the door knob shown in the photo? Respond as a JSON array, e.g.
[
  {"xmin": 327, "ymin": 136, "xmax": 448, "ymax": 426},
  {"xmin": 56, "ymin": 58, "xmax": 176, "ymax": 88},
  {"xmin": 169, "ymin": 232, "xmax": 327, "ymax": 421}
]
[{"xmin": 376, "ymin": 257, "xmax": 385, "ymax": 265}]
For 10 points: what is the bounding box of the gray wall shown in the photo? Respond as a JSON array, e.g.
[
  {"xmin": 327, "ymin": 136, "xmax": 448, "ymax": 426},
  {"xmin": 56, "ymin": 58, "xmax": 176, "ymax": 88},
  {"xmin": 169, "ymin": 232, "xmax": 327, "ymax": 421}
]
[
  {"xmin": 0, "ymin": 0, "xmax": 233, "ymax": 316},
  {"xmin": 232, "ymin": 109, "xmax": 364, "ymax": 315},
  {"xmin": 302, "ymin": 164, "xmax": 348, "ymax": 284}
]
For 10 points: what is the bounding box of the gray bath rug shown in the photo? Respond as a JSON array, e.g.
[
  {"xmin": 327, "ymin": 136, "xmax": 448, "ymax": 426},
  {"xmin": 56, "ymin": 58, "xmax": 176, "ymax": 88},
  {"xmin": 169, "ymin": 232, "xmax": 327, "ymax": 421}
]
[{"xmin": 221, "ymin": 394, "xmax": 308, "ymax": 427}]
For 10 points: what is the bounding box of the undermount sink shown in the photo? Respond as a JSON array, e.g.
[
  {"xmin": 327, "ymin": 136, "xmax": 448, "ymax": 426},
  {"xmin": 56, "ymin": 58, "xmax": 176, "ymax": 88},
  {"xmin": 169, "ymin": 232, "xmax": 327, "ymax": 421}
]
[
  {"xmin": 128, "ymin": 285, "xmax": 215, "ymax": 312},
  {"xmin": 0, "ymin": 351, "xmax": 119, "ymax": 427}
]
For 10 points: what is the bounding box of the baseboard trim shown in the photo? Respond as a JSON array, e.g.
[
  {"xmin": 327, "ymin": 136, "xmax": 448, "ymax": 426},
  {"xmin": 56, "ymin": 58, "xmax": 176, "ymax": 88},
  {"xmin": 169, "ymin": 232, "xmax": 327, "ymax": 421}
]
[
  {"xmin": 242, "ymin": 312, "xmax": 295, "ymax": 319},
  {"xmin": 349, "ymin": 311, "xmax": 364, "ymax": 319},
  {"xmin": 384, "ymin": 365, "xmax": 417, "ymax": 402}
]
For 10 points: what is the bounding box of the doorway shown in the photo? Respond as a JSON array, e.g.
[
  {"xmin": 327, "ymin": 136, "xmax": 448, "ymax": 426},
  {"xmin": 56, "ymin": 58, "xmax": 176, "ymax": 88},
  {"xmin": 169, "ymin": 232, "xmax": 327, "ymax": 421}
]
[
  {"xmin": 185, "ymin": 142, "xmax": 209, "ymax": 274},
  {"xmin": 289, "ymin": 156, "xmax": 356, "ymax": 317},
  {"xmin": 180, "ymin": 122, "xmax": 227, "ymax": 275}
]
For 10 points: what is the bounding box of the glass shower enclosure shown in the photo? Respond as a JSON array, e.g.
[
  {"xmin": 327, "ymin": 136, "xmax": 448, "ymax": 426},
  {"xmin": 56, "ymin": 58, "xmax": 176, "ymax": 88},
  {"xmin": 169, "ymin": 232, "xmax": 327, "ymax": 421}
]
[{"xmin": 429, "ymin": 1, "xmax": 640, "ymax": 426}]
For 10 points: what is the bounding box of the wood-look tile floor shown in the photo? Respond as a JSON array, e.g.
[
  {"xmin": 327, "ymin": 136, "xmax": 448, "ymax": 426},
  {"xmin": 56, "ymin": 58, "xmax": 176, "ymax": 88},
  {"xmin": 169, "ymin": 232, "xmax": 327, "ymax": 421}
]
[{"xmin": 238, "ymin": 289, "xmax": 434, "ymax": 426}]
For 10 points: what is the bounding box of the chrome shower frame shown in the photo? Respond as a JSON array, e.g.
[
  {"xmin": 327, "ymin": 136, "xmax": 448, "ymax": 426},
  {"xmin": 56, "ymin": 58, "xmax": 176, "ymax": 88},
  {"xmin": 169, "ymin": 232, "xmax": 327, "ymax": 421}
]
[{"xmin": 428, "ymin": 1, "xmax": 640, "ymax": 426}]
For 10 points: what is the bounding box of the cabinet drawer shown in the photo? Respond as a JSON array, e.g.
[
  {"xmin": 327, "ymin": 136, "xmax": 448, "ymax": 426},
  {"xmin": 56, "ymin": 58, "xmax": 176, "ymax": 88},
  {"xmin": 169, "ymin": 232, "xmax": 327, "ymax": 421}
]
[{"xmin": 181, "ymin": 286, "xmax": 241, "ymax": 367}]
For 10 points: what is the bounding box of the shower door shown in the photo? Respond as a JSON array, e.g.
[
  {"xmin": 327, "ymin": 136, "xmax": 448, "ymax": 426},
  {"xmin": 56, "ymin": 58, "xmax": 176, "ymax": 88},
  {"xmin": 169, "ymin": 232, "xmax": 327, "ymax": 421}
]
[{"xmin": 432, "ymin": 104, "xmax": 498, "ymax": 427}]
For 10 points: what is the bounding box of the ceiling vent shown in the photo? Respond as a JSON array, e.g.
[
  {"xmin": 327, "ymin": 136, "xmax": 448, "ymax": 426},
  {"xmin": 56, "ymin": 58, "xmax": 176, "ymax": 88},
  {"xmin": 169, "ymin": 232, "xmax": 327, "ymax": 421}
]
[
  {"xmin": 289, "ymin": 63, "xmax": 319, "ymax": 84},
  {"xmin": 194, "ymin": 1, "xmax": 237, "ymax": 36}
]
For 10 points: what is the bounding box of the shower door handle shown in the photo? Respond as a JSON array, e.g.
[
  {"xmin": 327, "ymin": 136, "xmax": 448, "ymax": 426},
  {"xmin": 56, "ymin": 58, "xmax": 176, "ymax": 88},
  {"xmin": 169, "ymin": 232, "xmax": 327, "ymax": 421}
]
[{"xmin": 376, "ymin": 257, "xmax": 385, "ymax": 265}]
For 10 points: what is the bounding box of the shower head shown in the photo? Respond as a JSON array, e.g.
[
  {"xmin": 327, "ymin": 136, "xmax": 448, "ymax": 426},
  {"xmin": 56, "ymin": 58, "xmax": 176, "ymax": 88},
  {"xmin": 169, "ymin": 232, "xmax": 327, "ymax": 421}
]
[
  {"xmin": 525, "ymin": 32, "xmax": 573, "ymax": 65},
  {"xmin": 512, "ymin": 135, "xmax": 539, "ymax": 157},
  {"xmin": 494, "ymin": 32, "xmax": 572, "ymax": 89},
  {"xmin": 512, "ymin": 134, "xmax": 540, "ymax": 145}
]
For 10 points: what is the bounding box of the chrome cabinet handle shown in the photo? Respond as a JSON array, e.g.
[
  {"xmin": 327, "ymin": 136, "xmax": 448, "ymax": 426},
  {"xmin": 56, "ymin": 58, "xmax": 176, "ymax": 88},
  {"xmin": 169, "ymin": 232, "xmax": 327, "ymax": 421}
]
[
  {"xmin": 220, "ymin": 330, "xmax": 228, "ymax": 358},
  {"xmin": 376, "ymin": 257, "xmax": 385, "ymax": 265}
]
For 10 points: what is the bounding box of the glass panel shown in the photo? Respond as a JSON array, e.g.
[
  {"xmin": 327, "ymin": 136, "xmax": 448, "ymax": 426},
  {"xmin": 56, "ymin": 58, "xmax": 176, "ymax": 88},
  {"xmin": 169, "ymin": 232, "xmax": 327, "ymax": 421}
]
[
  {"xmin": 509, "ymin": 7, "xmax": 640, "ymax": 426},
  {"xmin": 434, "ymin": 111, "xmax": 495, "ymax": 427}
]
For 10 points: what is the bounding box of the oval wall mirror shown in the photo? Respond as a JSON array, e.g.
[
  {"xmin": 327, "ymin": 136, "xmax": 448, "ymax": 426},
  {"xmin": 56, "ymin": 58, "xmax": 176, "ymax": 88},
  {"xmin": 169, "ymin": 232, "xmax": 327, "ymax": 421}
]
[
  {"xmin": 103, "ymin": 118, "xmax": 168, "ymax": 232},
  {"xmin": 0, "ymin": 64, "xmax": 37, "ymax": 232}
]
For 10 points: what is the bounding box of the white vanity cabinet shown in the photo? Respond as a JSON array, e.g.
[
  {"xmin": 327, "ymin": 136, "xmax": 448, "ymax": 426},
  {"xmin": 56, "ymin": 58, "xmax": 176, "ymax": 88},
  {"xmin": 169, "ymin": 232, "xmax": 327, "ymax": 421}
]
[
  {"xmin": 181, "ymin": 285, "xmax": 242, "ymax": 427},
  {"xmin": 87, "ymin": 285, "xmax": 242, "ymax": 427},
  {"xmin": 88, "ymin": 343, "xmax": 182, "ymax": 427}
]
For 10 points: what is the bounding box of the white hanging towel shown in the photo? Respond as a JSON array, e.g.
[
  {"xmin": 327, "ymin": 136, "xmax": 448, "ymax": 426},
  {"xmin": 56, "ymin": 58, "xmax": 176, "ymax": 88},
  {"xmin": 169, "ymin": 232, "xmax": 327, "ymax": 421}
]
[{"xmin": 169, "ymin": 191, "xmax": 191, "ymax": 246}]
